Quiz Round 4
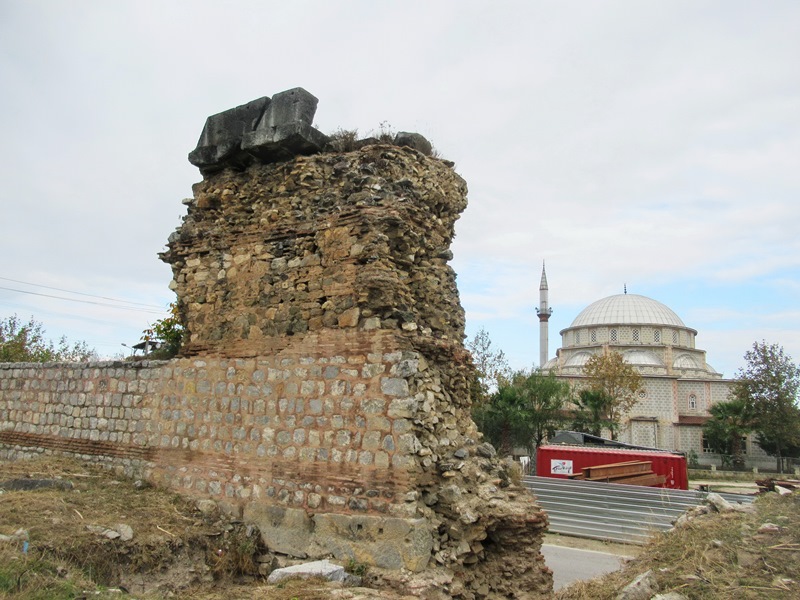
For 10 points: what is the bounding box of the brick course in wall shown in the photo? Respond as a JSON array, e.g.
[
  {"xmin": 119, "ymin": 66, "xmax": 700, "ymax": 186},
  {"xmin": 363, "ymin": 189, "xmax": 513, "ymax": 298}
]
[
  {"xmin": 0, "ymin": 360, "xmax": 162, "ymax": 466},
  {"xmin": 1, "ymin": 340, "xmax": 427, "ymax": 516}
]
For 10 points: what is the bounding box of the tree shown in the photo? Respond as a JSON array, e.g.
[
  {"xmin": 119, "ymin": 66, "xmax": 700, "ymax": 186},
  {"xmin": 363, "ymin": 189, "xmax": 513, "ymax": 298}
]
[
  {"xmin": 581, "ymin": 351, "xmax": 643, "ymax": 440},
  {"xmin": 731, "ymin": 341, "xmax": 800, "ymax": 473},
  {"xmin": 473, "ymin": 383, "xmax": 527, "ymax": 456},
  {"xmin": 519, "ymin": 370, "xmax": 572, "ymax": 454},
  {"xmin": 755, "ymin": 432, "xmax": 800, "ymax": 469},
  {"xmin": 140, "ymin": 302, "xmax": 185, "ymax": 358},
  {"xmin": 473, "ymin": 369, "xmax": 571, "ymax": 457},
  {"xmin": 702, "ymin": 397, "xmax": 754, "ymax": 470},
  {"xmin": 467, "ymin": 328, "xmax": 511, "ymax": 404},
  {"xmin": 571, "ymin": 388, "xmax": 615, "ymax": 438},
  {"xmin": 0, "ymin": 315, "xmax": 96, "ymax": 363}
]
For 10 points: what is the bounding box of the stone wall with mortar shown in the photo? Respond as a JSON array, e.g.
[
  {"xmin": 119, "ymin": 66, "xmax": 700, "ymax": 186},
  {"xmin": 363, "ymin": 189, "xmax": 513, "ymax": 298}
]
[
  {"xmin": 1, "ymin": 97, "xmax": 552, "ymax": 597},
  {"xmin": 165, "ymin": 144, "xmax": 467, "ymax": 358},
  {"xmin": 1, "ymin": 346, "xmax": 551, "ymax": 594},
  {"xmin": 0, "ymin": 360, "xmax": 162, "ymax": 466},
  {"xmin": 160, "ymin": 140, "xmax": 552, "ymax": 597},
  {"xmin": 0, "ymin": 348, "xmax": 441, "ymax": 572}
]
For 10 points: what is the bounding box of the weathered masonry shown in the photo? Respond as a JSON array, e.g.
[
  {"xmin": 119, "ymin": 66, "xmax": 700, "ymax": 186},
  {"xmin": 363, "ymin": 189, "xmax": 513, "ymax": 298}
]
[{"xmin": 1, "ymin": 89, "xmax": 552, "ymax": 599}]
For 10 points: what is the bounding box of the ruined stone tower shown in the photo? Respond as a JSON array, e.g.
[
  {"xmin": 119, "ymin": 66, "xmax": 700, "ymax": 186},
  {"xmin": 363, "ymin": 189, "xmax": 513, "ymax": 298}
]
[{"xmin": 160, "ymin": 88, "xmax": 553, "ymax": 598}]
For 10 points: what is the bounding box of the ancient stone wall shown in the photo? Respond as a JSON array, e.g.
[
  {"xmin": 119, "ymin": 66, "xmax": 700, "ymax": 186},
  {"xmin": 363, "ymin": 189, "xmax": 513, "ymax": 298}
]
[
  {"xmin": 0, "ymin": 360, "xmax": 161, "ymax": 466},
  {"xmin": 1, "ymin": 89, "xmax": 552, "ymax": 598},
  {"xmin": 168, "ymin": 143, "xmax": 467, "ymax": 358}
]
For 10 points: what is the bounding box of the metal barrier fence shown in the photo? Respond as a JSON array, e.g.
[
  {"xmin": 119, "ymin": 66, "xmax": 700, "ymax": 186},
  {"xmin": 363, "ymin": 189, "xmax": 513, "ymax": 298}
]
[{"xmin": 523, "ymin": 475, "xmax": 753, "ymax": 545}]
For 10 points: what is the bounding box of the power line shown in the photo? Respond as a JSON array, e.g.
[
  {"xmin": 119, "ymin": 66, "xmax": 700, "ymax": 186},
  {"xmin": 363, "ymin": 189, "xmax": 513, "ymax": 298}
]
[
  {"xmin": 0, "ymin": 276, "xmax": 165, "ymax": 309},
  {"xmin": 0, "ymin": 286, "xmax": 165, "ymax": 314}
]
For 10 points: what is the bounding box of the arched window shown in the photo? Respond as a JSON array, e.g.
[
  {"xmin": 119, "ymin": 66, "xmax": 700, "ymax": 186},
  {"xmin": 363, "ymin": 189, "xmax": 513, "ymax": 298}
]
[
  {"xmin": 632, "ymin": 328, "xmax": 640, "ymax": 342},
  {"xmin": 688, "ymin": 394, "xmax": 697, "ymax": 410},
  {"xmin": 653, "ymin": 330, "xmax": 661, "ymax": 343},
  {"xmin": 610, "ymin": 328, "xmax": 618, "ymax": 342},
  {"xmin": 590, "ymin": 329, "xmax": 597, "ymax": 343}
]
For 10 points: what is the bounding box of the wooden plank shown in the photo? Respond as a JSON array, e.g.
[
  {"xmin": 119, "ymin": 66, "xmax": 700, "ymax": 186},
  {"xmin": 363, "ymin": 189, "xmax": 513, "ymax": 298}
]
[
  {"xmin": 584, "ymin": 471, "xmax": 652, "ymax": 482},
  {"xmin": 582, "ymin": 461, "xmax": 652, "ymax": 479},
  {"xmin": 586, "ymin": 473, "xmax": 666, "ymax": 487}
]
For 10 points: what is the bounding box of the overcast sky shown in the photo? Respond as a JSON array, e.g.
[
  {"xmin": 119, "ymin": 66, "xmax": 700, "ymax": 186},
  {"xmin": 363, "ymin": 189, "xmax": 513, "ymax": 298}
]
[{"xmin": 1, "ymin": 0, "xmax": 798, "ymax": 377}]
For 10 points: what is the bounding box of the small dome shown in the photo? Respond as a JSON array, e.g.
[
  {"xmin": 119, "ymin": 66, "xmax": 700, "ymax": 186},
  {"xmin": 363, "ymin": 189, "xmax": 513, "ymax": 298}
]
[
  {"xmin": 564, "ymin": 351, "xmax": 594, "ymax": 367},
  {"xmin": 674, "ymin": 354, "xmax": 701, "ymax": 369},
  {"xmin": 570, "ymin": 294, "xmax": 685, "ymax": 328},
  {"xmin": 623, "ymin": 349, "xmax": 664, "ymax": 367},
  {"xmin": 542, "ymin": 357, "xmax": 559, "ymax": 370}
]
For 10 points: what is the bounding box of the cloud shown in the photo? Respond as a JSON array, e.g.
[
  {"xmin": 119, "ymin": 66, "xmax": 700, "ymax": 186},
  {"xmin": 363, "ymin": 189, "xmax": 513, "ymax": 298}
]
[{"xmin": 0, "ymin": 0, "xmax": 797, "ymax": 375}]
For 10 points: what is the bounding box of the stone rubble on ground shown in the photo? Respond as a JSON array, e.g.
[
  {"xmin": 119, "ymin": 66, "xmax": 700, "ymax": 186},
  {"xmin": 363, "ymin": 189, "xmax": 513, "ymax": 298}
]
[
  {"xmin": 266, "ymin": 559, "xmax": 356, "ymax": 584},
  {"xmin": 615, "ymin": 569, "xmax": 658, "ymax": 600},
  {"xmin": 756, "ymin": 522, "xmax": 782, "ymax": 534},
  {"xmin": 0, "ymin": 478, "xmax": 74, "ymax": 491},
  {"xmin": 85, "ymin": 523, "xmax": 133, "ymax": 541},
  {"xmin": 0, "ymin": 528, "xmax": 28, "ymax": 543},
  {"xmin": 705, "ymin": 492, "xmax": 733, "ymax": 513}
]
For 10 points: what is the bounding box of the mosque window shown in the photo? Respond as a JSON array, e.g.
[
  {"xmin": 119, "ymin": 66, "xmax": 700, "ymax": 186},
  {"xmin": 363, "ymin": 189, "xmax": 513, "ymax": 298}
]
[
  {"xmin": 590, "ymin": 329, "xmax": 597, "ymax": 343},
  {"xmin": 575, "ymin": 331, "xmax": 581, "ymax": 344},
  {"xmin": 610, "ymin": 329, "xmax": 618, "ymax": 342},
  {"xmin": 653, "ymin": 330, "xmax": 661, "ymax": 343},
  {"xmin": 632, "ymin": 328, "xmax": 640, "ymax": 342},
  {"xmin": 672, "ymin": 330, "xmax": 678, "ymax": 345},
  {"xmin": 688, "ymin": 394, "xmax": 697, "ymax": 410}
]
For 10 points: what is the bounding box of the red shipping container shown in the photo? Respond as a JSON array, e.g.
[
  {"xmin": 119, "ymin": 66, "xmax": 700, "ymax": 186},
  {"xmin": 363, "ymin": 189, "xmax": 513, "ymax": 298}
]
[{"xmin": 536, "ymin": 445, "xmax": 689, "ymax": 490}]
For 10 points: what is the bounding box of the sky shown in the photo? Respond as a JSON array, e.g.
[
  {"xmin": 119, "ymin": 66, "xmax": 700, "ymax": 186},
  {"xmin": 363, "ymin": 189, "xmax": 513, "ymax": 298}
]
[{"xmin": 0, "ymin": 0, "xmax": 798, "ymax": 378}]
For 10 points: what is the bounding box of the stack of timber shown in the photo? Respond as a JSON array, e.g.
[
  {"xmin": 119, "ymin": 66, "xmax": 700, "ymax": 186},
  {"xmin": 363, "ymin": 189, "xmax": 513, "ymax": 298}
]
[
  {"xmin": 756, "ymin": 478, "xmax": 799, "ymax": 495},
  {"xmin": 569, "ymin": 460, "xmax": 666, "ymax": 487}
]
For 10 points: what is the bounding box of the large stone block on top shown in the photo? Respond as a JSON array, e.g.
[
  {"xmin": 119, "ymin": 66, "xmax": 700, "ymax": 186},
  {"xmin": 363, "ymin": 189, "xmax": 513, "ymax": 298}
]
[
  {"xmin": 241, "ymin": 88, "xmax": 329, "ymax": 162},
  {"xmin": 188, "ymin": 97, "xmax": 269, "ymax": 171},
  {"xmin": 188, "ymin": 87, "xmax": 329, "ymax": 174}
]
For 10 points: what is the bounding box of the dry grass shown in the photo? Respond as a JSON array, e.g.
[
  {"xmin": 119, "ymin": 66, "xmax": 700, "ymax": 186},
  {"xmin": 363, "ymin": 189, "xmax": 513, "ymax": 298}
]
[
  {"xmin": 181, "ymin": 577, "xmax": 336, "ymax": 600},
  {"xmin": 4, "ymin": 456, "xmax": 798, "ymax": 599},
  {"xmin": 555, "ymin": 492, "xmax": 800, "ymax": 600},
  {"xmin": 0, "ymin": 457, "xmax": 399, "ymax": 600},
  {"xmin": 0, "ymin": 456, "xmax": 263, "ymax": 599},
  {"xmin": 326, "ymin": 128, "xmax": 360, "ymax": 152}
]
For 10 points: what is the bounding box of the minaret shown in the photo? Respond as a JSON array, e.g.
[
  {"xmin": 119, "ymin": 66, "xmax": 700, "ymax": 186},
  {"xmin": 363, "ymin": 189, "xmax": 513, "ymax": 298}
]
[{"xmin": 535, "ymin": 262, "xmax": 553, "ymax": 368}]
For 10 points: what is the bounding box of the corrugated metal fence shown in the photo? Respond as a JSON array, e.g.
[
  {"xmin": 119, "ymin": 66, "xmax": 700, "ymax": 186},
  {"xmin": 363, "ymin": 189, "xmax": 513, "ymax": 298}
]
[{"xmin": 523, "ymin": 475, "xmax": 753, "ymax": 545}]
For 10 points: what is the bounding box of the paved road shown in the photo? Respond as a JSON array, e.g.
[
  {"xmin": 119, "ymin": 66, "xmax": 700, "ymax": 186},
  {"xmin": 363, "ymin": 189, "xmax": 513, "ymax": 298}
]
[{"xmin": 542, "ymin": 544, "xmax": 632, "ymax": 591}]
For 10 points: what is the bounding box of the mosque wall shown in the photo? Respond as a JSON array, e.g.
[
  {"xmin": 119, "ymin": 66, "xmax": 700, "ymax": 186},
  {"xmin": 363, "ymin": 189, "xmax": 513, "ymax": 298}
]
[
  {"xmin": 678, "ymin": 426, "xmax": 702, "ymax": 456},
  {"xmin": 632, "ymin": 380, "xmax": 675, "ymax": 418}
]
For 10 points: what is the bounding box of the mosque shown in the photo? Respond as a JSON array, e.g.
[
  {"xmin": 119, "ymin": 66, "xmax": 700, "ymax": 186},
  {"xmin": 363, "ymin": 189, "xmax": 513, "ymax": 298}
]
[{"xmin": 537, "ymin": 265, "xmax": 770, "ymax": 467}]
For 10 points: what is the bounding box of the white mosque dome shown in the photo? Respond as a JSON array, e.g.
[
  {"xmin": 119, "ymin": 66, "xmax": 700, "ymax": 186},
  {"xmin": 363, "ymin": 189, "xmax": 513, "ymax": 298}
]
[
  {"xmin": 570, "ymin": 294, "xmax": 686, "ymax": 328},
  {"xmin": 546, "ymin": 291, "xmax": 718, "ymax": 377}
]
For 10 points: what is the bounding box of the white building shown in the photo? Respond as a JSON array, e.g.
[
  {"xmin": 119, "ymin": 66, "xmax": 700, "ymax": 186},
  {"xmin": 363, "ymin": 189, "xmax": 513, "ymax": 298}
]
[{"xmin": 542, "ymin": 288, "xmax": 772, "ymax": 468}]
